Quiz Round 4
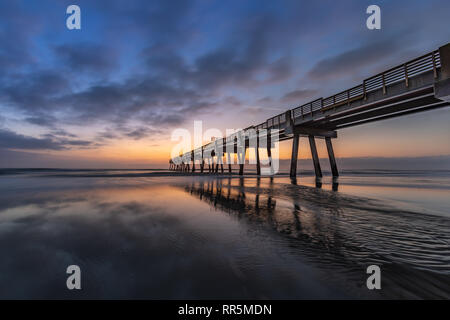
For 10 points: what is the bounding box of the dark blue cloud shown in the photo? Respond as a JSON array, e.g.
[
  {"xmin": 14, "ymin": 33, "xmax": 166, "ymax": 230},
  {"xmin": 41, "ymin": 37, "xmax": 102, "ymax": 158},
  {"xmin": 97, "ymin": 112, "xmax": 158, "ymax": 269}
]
[{"xmin": 0, "ymin": 128, "xmax": 96, "ymax": 151}]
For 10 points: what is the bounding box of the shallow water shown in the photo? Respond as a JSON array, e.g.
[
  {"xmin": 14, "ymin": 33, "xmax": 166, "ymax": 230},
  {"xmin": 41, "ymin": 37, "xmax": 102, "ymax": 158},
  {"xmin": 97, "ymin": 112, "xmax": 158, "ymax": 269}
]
[{"xmin": 0, "ymin": 169, "xmax": 449, "ymax": 299}]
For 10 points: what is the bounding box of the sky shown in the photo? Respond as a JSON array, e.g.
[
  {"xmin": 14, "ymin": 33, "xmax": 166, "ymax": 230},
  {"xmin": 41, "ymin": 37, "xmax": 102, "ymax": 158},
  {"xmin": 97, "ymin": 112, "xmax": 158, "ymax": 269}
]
[{"xmin": 0, "ymin": 0, "xmax": 449, "ymax": 168}]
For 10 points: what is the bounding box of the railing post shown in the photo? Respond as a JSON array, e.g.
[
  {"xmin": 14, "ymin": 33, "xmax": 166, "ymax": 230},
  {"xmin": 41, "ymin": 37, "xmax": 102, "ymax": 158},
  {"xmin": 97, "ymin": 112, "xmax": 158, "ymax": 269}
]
[
  {"xmin": 267, "ymin": 130, "xmax": 273, "ymax": 175},
  {"xmin": 382, "ymin": 74, "xmax": 386, "ymax": 94},
  {"xmin": 363, "ymin": 80, "xmax": 367, "ymax": 100},
  {"xmin": 285, "ymin": 110, "xmax": 292, "ymax": 126},
  {"xmin": 404, "ymin": 63, "xmax": 409, "ymax": 87},
  {"xmin": 200, "ymin": 147, "xmax": 204, "ymax": 173},
  {"xmin": 256, "ymin": 131, "xmax": 261, "ymax": 176},
  {"xmin": 432, "ymin": 51, "xmax": 437, "ymax": 79}
]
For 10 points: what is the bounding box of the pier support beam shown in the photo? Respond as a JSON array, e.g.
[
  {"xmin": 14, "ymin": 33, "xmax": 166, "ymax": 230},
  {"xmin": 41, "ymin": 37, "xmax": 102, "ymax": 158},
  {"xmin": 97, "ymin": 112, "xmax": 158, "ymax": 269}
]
[
  {"xmin": 219, "ymin": 155, "xmax": 224, "ymax": 174},
  {"xmin": 192, "ymin": 161, "xmax": 196, "ymax": 172},
  {"xmin": 290, "ymin": 134, "xmax": 299, "ymax": 177},
  {"xmin": 325, "ymin": 137, "xmax": 339, "ymax": 177},
  {"xmin": 267, "ymin": 133, "xmax": 274, "ymax": 175},
  {"xmin": 226, "ymin": 153, "xmax": 232, "ymax": 173},
  {"xmin": 238, "ymin": 149, "xmax": 245, "ymax": 176},
  {"xmin": 200, "ymin": 159, "xmax": 204, "ymax": 173},
  {"xmin": 308, "ymin": 135, "xmax": 322, "ymax": 178},
  {"xmin": 239, "ymin": 163, "xmax": 244, "ymax": 176},
  {"xmin": 256, "ymin": 134, "xmax": 261, "ymax": 176}
]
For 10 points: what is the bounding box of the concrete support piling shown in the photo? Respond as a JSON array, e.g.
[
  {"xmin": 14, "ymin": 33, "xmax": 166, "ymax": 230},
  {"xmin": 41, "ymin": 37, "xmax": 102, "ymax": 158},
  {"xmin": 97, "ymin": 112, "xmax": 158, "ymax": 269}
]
[
  {"xmin": 325, "ymin": 137, "xmax": 339, "ymax": 177},
  {"xmin": 256, "ymin": 134, "xmax": 261, "ymax": 176},
  {"xmin": 267, "ymin": 133, "xmax": 273, "ymax": 175},
  {"xmin": 227, "ymin": 152, "xmax": 232, "ymax": 173},
  {"xmin": 290, "ymin": 134, "xmax": 299, "ymax": 177},
  {"xmin": 238, "ymin": 148, "xmax": 246, "ymax": 176},
  {"xmin": 239, "ymin": 163, "xmax": 244, "ymax": 176},
  {"xmin": 308, "ymin": 135, "xmax": 322, "ymax": 178}
]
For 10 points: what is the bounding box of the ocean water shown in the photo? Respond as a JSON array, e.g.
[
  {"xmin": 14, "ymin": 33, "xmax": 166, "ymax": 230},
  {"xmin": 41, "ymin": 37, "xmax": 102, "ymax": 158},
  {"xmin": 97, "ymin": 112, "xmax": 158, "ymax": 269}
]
[{"xmin": 0, "ymin": 169, "xmax": 449, "ymax": 299}]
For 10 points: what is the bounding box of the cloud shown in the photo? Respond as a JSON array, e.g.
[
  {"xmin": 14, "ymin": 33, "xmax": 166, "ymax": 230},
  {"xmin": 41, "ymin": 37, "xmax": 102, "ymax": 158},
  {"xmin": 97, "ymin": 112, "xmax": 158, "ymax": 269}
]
[
  {"xmin": 143, "ymin": 14, "xmax": 296, "ymax": 91},
  {"xmin": 25, "ymin": 115, "xmax": 57, "ymax": 127},
  {"xmin": 124, "ymin": 127, "xmax": 160, "ymax": 140},
  {"xmin": 281, "ymin": 89, "xmax": 317, "ymax": 103},
  {"xmin": 0, "ymin": 2, "xmax": 39, "ymax": 72},
  {"xmin": 0, "ymin": 129, "xmax": 64, "ymax": 150},
  {"xmin": 256, "ymin": 97, "xmax": 273, "ymax": 105},
  {"xmin": 306, "ymin": 39, "xmax": 403, "ymax": 82},
  {"xmin": 0, "ymin": 2, "xmax": 321, "ymax": 144},
  {"xmin": 1, "ymin": 70, "xmax": 70, "ymax": 112},
  {"xmin": 0, "ymin": 128, "xmax": 96, "ymax": 151},
  {"xmin": 223, "ymin": 96, "xmax": 242, "ymax": 106},
  {"xmin": 267, "ymin": 57, "xmax": 294, "ymax": 82},
  {"xmin": 54, "ymin": 43, "xmax": 117, "ymax": 74}
]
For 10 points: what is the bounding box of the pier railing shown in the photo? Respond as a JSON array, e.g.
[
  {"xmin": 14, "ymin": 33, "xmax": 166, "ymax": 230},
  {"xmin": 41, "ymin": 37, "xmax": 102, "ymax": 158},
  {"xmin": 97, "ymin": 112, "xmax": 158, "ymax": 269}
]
[
  {"xmin": 173, "ymin": 46, "xmax": 445, "ymax": 164},
  {"xmin": 291, "ymin": 50, "xmax": 441, "ymax": 119}
]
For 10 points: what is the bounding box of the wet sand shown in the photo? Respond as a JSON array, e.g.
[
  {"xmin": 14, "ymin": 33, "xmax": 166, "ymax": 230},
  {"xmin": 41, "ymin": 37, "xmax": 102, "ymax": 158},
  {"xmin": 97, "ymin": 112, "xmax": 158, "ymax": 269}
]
[{"xmin": 0, "ymin": 169, "xmax": 449, "ymax": 299}]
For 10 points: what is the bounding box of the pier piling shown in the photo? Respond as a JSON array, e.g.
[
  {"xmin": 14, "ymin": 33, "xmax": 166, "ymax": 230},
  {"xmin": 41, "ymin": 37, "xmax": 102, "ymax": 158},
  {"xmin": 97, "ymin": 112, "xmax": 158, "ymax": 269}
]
[
  {"xmin": 308, "ymin": 135, "xmax": 322, "ymax": 178},
  {"xmin": 325, "ymin": 137, "xmax": 339, "ymax": 177},
  {"xmin": 290, "ymin": 134, "xmax": 299, "ymax": 177}
]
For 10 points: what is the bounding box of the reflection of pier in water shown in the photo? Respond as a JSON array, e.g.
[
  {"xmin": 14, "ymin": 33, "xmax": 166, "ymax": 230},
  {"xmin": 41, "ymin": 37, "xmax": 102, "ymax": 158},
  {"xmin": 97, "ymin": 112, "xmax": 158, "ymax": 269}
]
[
  {"xmin": 184, "ymin": 177, "xmax": 344, "ymax": 251},
  {"xmin": 182, "ymin": 177, "xmax": 450, "ymax": 300}
]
